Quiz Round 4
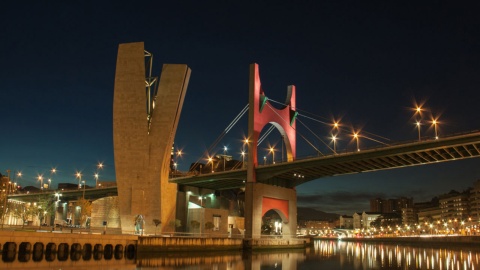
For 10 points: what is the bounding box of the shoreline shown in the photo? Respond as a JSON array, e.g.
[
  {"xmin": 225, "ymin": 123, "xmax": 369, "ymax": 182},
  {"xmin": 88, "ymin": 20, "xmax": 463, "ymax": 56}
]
[{"xmin": 314, "ymin": 235, "xmax": 480, "ymax": 247}]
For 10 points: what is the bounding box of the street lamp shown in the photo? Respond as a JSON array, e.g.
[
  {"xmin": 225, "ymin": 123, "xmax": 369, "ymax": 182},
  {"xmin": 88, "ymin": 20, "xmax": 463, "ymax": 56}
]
[
  {"xmin": 353, "ymin": 132, "xmax": 360, "ymax": 151},
  {"xmin": 14, "ymin": 171, "xmax": 22, "ymax": 192},
  {"xmin": 331, "ymin": 135, "xmax": 337, "ymax": 154},
  {"xmin": 50, "ymin": 167, "xmax": 56, "ymax": 190},
  {"xmin": 37, "ymin": 174, "xmax": 44, "ymax": 192},
  {"xmin": 241, "ymin": 151, "xmax": 246, "ymax": 168},
  {"xmin": 82, "ymin": 180, "xmax": 86, "ymax": 199},
  {"xmin": 269, "ymin": 147, "xmax": 275, "ymax": 164},
  {"xmin": 432, "ymin": 118, "xmax": 439, "ymax": 140},
  {"xmin": 243, "ymin": 138, "xmax": 249, "ymax": 168},
  {"xmin": 208, "ymin": 157, "xmax": 214, "ymax": 173},
  {"xmin": 75, "ymin": 172, "xmax": 82, "ymax": 189},
  {"xmin": 416, "ymin": 121, "xmax": 421, "ymax": 141},
  {"xmin": 264, "ymin": 156, "xmax": 267, "ymax": 165},
  {"xmin": 223, "ymin": 146, "xmax": 228, "ymax": 171},
  {"xmin": 94, "ymin": 173, "xmax": 99, "ymax": 188}
]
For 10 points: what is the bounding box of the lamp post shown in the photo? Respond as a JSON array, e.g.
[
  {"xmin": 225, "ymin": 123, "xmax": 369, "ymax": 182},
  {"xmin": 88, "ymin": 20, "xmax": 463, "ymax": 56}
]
[
  {"xmin": 82, "ymin": 181, "xmax": 86, "ymax": 199},
  {"xmin": 208, "ymin": 157, "xmax": 214, "ymax": 173},
  {"xmin": 353, "ymin": 132, "xmax": 360, "ymax": 151},
  {"xmin": 75, "ymin": 172, "xmax": 82, "ymax": 190},
  {"xmin": 37, "ymin": 174, "xmax": 44, "ymax": 192},
  {"xmin": 269, "ymin": 147, "xmax": 275, "ymax": 164},
  {"xmin": 94, "ymin": 173, "xmax": 99, "ymax": 188},
  {"xmin": 50, "ymin": 167, "xmax": 56, "ymax": 190},
  {"xmin": 331, "ymin": 135, "xmax": 337, "ymax": 154},
  {"xmin": 223, "ymin": 146, "xmax": 228, "ymax": 171},
  {"xmin": 432, "ymin": 118, "xmax": 439, "ymax": 140},
  {"xmin": 264, "ymin": 156, "xmax": 267, "ymax": 165},
  {"xmin": 416, "ymin": 121, "xmax": 421, "ymax": 142},
  {"xmin": 14, "ymin": 171, "xmax": 22, "ymax": 193},
  {"xmin": 243, "ymin": 138, "xmax": 249, "ymax": 169},
  {"xmin": 241, "ymin": 151, "xmax": 245, "ymax": 169}
]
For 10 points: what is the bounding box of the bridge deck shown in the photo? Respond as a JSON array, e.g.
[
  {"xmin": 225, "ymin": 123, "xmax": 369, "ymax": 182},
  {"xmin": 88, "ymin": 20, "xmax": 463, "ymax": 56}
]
[{"xmin": 170, "ymin": 131, "xmax": 480, "ymax": 189}]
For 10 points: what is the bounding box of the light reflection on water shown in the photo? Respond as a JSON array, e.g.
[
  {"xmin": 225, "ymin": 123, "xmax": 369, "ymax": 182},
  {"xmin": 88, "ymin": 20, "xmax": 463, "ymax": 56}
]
[
  {"xmin": 309, "ymin": 240, "xmax": 479, "ymax": 270},
  {"xmin": 135, "ymin": 240, "xmax": 480, "ymax": 269}
]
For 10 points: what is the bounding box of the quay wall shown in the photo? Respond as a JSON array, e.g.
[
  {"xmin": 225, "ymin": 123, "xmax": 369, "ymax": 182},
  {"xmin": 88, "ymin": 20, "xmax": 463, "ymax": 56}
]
[
  {"xmin": 138, "ymin": 236, "xmax": 243, "ymax": 252},
  {"xmin": 0, "ymin": 230, "xmax": 138, "ymax": 247},
  {"xmin": 138, "ymin": 236, "xmax": 310, "ymax": 252},
  {"xmin": 0, "ymin": 230, "xmax": 138, "ymax": 268}
]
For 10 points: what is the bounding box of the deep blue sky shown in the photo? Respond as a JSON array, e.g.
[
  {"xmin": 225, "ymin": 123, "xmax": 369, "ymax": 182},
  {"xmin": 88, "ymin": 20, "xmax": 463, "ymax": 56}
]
[{"xmin": 1, "ymin": 1, "xmax": 480, "ymax": 214}]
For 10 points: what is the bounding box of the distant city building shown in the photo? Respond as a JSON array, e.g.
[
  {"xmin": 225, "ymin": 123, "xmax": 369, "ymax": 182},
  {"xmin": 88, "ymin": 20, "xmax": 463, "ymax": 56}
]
[
  {"xmin": 401, "ymin": 207, "xmax": 417, "ymax": 225},
  {"xmin": 353, "ymin": 212, "xmax": 362, "ymax": 229},
  {"xmin": 439, "ymin": 189, "xmax": 470, "ymax": 220},
  {"xmin": 339, "ymin": 215, "xmax": 353, "ymax": 229},
  {"xmin": 370, "ymin": 197, "xmax": 413, "ymax": 213},
  {"xmin": 417, "ymin": 206, "xmax": 442, "ymax": 223},
  {"xmin": 470, "ymin": 180, "xmax": 480, "ymax": 222},
  {"xmin": 362, "ymin": 212, "xmax": 381, "ymax": 229}
]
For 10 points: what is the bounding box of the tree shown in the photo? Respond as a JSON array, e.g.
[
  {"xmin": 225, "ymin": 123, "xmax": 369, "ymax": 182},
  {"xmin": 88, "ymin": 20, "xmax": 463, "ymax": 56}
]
[
  {"xmin": 10, "ymin": 202, "xmax": 35, "ymax": 228},
  {"xmin": 75, "ymin": 198, "xmax": 92, "ymax": 227},
  {"xmin": 205, "ymin": 221, "xmax": 215, "ymax": 231},
  {"xmin": 34, "ymin": 195, "xmax": 55, "ymax": 227},
  {"xmin": 153, "ymin": 219, "xmax": 161, "ymax": 235},
  {"xmin": 190, "ymin": 220, "xmax": 200, "ymax": 233}
]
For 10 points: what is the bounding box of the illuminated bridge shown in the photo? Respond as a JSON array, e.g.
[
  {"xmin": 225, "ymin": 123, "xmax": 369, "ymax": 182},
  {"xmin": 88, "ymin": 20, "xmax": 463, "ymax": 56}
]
[
  {"xmin": 170, "ymin": 130, "xmax": 480, "ymax": 190},
  {"xmin": 9, "ymin": 131, "xmax": 480, "ymax": 202}
]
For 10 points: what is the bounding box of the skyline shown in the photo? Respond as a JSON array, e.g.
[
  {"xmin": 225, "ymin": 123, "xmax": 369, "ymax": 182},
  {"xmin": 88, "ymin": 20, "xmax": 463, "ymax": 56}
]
[{"xmin": 2, "ymin": 1, "xmax": 480, "ymax": 214}]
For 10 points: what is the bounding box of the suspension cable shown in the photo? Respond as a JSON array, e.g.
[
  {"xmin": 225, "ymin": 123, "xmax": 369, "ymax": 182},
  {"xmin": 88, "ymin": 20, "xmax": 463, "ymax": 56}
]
[
  {"xmin": 265, "ymin": 103, "xmax": 325, "ymax": 156},
  {"xmin": 189, "ymin": 103, "xmax": 248, "ymax": 172},
  {"xmin": 258, "ymin": 125, "xmax": 275, "ymax": 146},
  {"xmin": 269, "ymin": 98, "xmax": 391, "ymax": 143}
]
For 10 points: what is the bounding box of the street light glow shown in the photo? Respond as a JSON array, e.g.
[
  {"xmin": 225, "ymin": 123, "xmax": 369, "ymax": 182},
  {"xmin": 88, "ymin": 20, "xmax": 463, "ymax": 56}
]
[{"xmin": 269, "ymin": 147, "xmax": 275, "ymax": 164}]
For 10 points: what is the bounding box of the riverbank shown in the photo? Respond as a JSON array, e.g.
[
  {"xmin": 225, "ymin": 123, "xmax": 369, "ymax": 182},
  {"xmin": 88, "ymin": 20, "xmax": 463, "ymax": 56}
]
[{"xmin": 315, "ymin": 235, "xmax": 480, "ymax": 247}]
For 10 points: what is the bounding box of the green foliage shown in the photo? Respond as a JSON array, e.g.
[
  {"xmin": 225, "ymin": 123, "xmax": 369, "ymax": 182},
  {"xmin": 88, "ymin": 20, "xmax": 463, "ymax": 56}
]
[
  {"xmin": 75, "ymin": 198, "xmax": 92, "ymax": 227},
  {"xmin": 190, "ymin": 220, "xmax": 200, "ymax": 229},
  {"xmin": 205, "ymin": 221, "xmax": 215, "ymax": 231}
]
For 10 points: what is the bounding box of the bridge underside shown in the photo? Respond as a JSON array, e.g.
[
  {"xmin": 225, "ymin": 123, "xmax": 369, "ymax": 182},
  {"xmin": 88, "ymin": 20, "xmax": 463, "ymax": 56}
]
[{"xmin": 171, "ymin": 131, "xmax": 480, "ymax": 189}]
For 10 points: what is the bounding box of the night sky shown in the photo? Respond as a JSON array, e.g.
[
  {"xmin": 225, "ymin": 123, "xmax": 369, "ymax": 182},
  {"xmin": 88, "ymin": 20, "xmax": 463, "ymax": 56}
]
[{"xmin": 2, "ymin": 1, "xmax": 480, "ymax": 214}]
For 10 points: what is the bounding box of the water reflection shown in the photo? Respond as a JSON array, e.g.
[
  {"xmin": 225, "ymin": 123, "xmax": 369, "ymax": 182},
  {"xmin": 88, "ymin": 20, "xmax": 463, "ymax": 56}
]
[{"xmin": 309, "ymin": 240, "xmax": 480, "ymax": 270}]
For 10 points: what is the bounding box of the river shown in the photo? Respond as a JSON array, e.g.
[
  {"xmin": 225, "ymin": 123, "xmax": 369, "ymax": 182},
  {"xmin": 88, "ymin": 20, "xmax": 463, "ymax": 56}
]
[{"xmin": 4, "ymin": 239, "xmax": 480, "ymax": 269}]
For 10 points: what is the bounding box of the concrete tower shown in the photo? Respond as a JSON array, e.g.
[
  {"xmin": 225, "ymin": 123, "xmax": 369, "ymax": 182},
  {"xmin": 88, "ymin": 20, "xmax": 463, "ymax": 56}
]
[{"xmin": 113, "ymin": 42, "xmax": 191, "ymax": 234}]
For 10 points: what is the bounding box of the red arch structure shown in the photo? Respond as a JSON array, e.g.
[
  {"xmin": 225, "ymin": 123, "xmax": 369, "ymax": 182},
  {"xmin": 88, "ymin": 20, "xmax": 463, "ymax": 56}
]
[
  {"xmin": 247, "ymin": 63, "xmax": 297, "ymax": 176},
  {"xmin": 245, "ymin": 63, "xmax": 298, "ymax": 239}
]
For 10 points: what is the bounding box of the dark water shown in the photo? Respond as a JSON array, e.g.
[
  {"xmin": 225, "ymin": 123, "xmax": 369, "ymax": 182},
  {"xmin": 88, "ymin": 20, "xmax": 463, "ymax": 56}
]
[
  {"xmin": 4, "ymin": 239, "xmax": 480, "ymax": 269},
  {"xmin": 136, "ymin": 240, "xmax": 480, "ymax": 270}
]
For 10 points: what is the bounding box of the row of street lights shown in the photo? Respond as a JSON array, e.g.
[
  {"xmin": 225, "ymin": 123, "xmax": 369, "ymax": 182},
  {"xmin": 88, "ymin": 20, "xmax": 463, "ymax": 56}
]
[
  {"xmin": 29, "ymin": 162, "xmax": 105, "ymax": 192},
  {"xmin": 414, "ymin": 104, "xmax": 440, "ymax": 141}
]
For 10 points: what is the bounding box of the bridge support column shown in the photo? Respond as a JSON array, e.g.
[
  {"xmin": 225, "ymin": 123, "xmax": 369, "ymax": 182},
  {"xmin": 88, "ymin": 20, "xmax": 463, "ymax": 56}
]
[
  {"xmin": 244, "ymin": 183, "xmax": 297, "ymax": 239},
  {"xmin": 245, "ymin": 63, "xmax": 297, "ymax": 239},
  {"xmin": 113, "ymin": 42, "xmax": 191, "ymax": 235}
]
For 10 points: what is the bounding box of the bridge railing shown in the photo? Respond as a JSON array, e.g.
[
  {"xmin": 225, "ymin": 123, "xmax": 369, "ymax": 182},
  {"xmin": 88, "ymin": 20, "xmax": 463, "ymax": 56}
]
[{"xmin": 170, "ymin": 129, "xmax": 480, "ymax": 178}]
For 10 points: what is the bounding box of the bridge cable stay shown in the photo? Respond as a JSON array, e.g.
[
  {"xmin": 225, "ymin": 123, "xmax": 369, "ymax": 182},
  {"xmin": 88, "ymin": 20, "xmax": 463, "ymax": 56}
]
[
  {"xmin": 268, "ymin": 98, "xmax": 392, "ymax": 146},
  {"xmin": 265, "ymin": 103, "xmax": 327, "ymax": 157},
  {"xmin": 257, "ymin": 125, "xmax": 276, "ymax": 146},
  {"xmin": 189, "ymin": 103, "xmax": 249, "ymax": 172}
]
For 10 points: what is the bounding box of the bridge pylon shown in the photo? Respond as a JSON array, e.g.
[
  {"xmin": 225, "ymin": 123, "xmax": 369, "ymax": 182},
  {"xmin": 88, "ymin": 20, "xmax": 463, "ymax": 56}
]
[
  {"xmin": 113, "ymin": 42, "xmax": 191, "ymax": 235},
  {"xmin": 244, "ymin": 63, "xmax": 298, "ymax": 239}
]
